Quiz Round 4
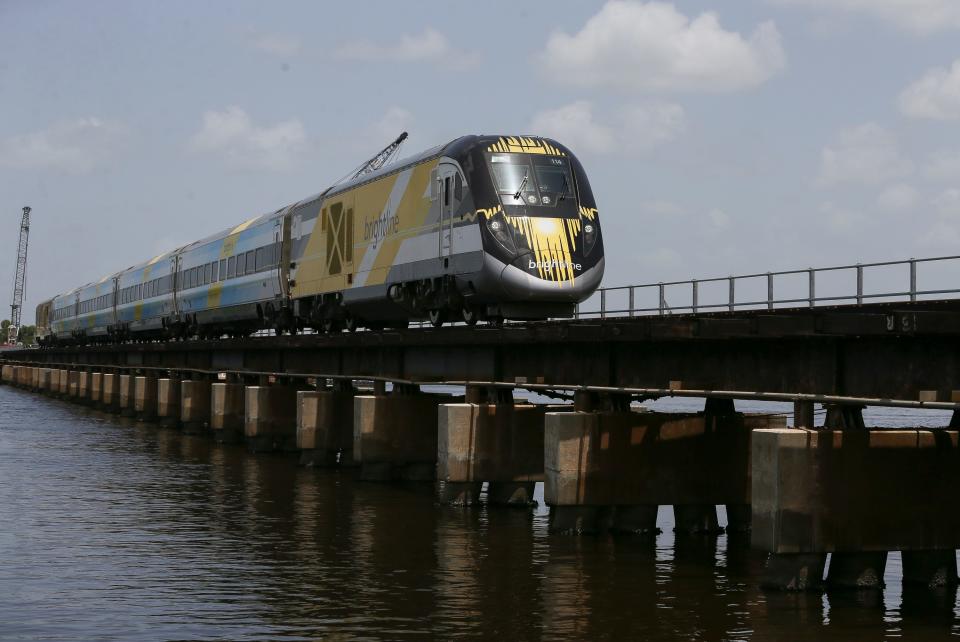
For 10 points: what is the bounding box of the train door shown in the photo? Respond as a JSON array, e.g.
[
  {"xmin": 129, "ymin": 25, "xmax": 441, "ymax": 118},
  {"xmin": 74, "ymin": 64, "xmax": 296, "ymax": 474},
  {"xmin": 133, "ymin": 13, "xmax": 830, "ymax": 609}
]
[
  {"xmin": 437, "ymin": 162, "xmax": 460, "ymax": 268},
  {"xmin": 111, "ymin": 276, "xmax": 119, "ymax": 326},
  {"xmin": 278, "ymin": 214, "xmax": 290, "ymax": 298},
  {"xmin": 171, "ymin": 255, "xmax": 181, "ymax": 319}
]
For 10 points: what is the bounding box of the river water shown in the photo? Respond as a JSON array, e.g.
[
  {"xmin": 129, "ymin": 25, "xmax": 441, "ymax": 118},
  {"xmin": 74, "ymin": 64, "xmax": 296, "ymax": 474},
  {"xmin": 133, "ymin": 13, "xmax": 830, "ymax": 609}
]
[{"xmin": 1, "ymin": 384, "xmax": 959, "ymax": 641}]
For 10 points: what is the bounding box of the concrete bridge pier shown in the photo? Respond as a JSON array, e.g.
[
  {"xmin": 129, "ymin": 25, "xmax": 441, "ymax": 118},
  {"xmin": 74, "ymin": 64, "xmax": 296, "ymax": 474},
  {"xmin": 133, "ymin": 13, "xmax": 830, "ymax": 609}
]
[
  {"xmin": 77, "ymin": 371, "xmax": 92, "ymax": 405},
  {"xmin": 134, "ymin": 374, "xmax": 158, "ymax": 422},
  {"xmin": 180, "ymin": 378, "xmax": 211, "ymax": 433},
  {"xmin": 67, "ymin": 370, "xmax": 80, "ymax": 399},
  {"xmin": 102, "ymin": 373, "xmax": 121, "ymax": 413},
  {"xmin": 90, "ymin": 372, "xmax": 102, "ymax": 407},
  {"xmin": 297, "ymin": 380, "xmax": 355, "ymax": 467},
  {"xmin": 38, "ymin": 368, "xmax": 51, "ymax": 393},
  {"xmin": 58, "ymin": 369, "xmax": 69, "ymax": 397},
  {"xmin": 753, "ymin": 421, "xmax": 960, "ymax": 592},
  {"xmin": 30, "ymin": 367, "xmax": 40, "ymax": 391},
  {"xmin": 156, "ymin": 375, "xmax": 181, "ymax": 427},
  {"xmin": 119, "ymin": 374, "xmax": 135, "ymax": 417},
  {"xmin": 211, "ymin": 381, "xmax": 245, "ymax": 443},
  {"xmin": 353, "ymin": 385, "xmax": 456, "ymax": 482},
  {"xmin": 245, "ymin": 381, "xmax": 299, "ymax": 452},
  {"xmin": 544, "ymin": 396, "xmax": 784, "ymax": 535},
  {"xmin": 0, "ymin": 365, "xmax": 11, "ymax": 384},
  {"xmin": 436, "ymin": 386, "xmax": 547, "ymax": 506}
]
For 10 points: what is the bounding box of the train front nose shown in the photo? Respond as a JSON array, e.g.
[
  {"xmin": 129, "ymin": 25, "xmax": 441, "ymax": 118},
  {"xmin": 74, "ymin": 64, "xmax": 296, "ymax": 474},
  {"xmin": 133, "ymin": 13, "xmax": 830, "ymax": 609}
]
[{"xmin": 498, "ymin": 253, "xmax": 604, "ymax": 302}]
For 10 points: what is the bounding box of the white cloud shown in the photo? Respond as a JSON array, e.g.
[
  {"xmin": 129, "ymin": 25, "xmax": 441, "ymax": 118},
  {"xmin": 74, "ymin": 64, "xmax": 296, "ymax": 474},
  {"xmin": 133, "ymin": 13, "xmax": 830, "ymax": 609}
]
[
  {"xmin": 189, "ymin": 106, "xmax": 306, "ymax": 171},
  {"xmin": 917, "ymin": 189, "xmax": 960, "ymax": 248},
  {"xmin": 933, "ymin": 188, "xmax": 960, "ymax": 217},
  {"xmin": 369, "ymin": 107, "xmax": 414, "ymax": 143},
  {"xmin": 251, "ymin": 32, "xmax": 302, "ymax": 57},
  {"xmin": 637, "ymin": 247, "xmax": 683, "ymax": 270},
  {"xmin": 529, "ymin": 102, "xmax": 616, "ymax": 155},
  {"xmin": 0, "ymin": 117, "xmax": 128, "ymax": 173},
  {"xmin": 639, "ymin": 200, "xmax": 685, "ymax": 216},
  {"xmin": 924, "ymin": 151, "xmax": 960, "ymax": 181},
  {"xmin": 529, "ymin": 100, "xmax": 684, "ymax": 155},
  {"xmin": 899, "ymin": 60, "xmax": 960, "ymax": 120},
  {"xmin": 876, "ymin": 183, "xmax": 918, "ymax": 211},
  {"xmin": 336, "ymin": 28, "xmax": 478, "ymax": 69},
  {"xmin": 539, "ymin": 1, "xmax": 785, "ymax": 93},
  {"xmin": 620, "ymin": 103, "xmax": 686, "ymax": 148},
  {"xmin": 771, "ymin": 0, "xmax": 960, "ymax": 35},
  {"xmin": 817, "ymin": 123, "xmax": 912, "ymax": 186},
  {"xmin": 707, "ymin": 208, "xmax": 730, "ymax": 228},
  {"xmin": 819, "ymin": 201, "xmax": 863, "ymax": 232}
]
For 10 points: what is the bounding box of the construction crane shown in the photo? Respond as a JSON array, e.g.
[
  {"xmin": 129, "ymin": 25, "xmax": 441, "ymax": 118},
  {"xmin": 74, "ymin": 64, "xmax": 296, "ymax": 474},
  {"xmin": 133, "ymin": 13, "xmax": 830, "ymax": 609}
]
[
  {"xmin": 327, "ymin": 132, "xmax": 409, "ymax": 191},
  {"xmin": 350, "ymin": 131, "xmax": 408, "ymax": 180},
  {"xmin": 8, "ymin": 206, "xmax": 31, "ymax": 345}
]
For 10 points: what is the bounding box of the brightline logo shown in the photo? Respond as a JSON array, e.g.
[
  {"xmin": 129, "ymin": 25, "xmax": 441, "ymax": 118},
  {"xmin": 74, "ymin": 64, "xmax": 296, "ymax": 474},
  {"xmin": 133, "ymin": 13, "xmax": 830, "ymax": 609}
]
[{"xmin": 529, "ymin": 259, "xmax": 582, "ymax": 271}]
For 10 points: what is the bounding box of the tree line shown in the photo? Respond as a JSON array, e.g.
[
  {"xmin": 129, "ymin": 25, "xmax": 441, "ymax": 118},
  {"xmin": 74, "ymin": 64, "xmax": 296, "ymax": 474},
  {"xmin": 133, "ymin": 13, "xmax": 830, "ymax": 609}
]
[{"xmin": 1, "ymin": 319, "xmax": 37, "ymax": 345}]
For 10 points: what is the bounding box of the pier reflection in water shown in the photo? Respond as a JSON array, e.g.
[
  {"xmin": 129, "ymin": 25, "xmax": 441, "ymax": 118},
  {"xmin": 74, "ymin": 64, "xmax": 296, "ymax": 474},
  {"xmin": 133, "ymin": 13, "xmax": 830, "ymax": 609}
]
[{"xmin": 1, "ymin": 385, "xmax": 959, "ymax": 640}]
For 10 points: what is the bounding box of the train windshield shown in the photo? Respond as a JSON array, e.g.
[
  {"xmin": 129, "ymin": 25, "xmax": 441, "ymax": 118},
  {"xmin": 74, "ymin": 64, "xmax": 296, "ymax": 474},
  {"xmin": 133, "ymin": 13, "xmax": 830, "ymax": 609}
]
[{"xmin": 488, "ymin": 153, "xmax": 573, "ymax": 207}]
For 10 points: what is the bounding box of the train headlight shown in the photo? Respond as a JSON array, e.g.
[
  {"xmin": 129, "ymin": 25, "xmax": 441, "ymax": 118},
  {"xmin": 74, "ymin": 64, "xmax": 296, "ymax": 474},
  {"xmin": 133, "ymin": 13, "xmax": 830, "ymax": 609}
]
[
  {"xmin": 486, "ymin": 214, "xmax": 516, "ymax": 253},
  {"xmin": 583, "ymin": 221, "xmax": 598, "ymax": 256}
]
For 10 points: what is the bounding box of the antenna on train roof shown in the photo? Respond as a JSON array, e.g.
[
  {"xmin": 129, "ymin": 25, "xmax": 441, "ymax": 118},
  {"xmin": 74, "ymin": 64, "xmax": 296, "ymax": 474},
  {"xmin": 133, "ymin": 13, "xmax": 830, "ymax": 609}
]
[{"xmin": 329, "ymin": 132, "xmax": 409, "ymax": 189}]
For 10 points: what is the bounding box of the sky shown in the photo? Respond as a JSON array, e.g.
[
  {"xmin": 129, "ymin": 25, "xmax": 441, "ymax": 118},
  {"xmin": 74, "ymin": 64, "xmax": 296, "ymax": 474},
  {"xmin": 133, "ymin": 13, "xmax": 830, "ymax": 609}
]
[{"xmin": 2, "ymin": 0, "xmax": 960, "ymax": 319}]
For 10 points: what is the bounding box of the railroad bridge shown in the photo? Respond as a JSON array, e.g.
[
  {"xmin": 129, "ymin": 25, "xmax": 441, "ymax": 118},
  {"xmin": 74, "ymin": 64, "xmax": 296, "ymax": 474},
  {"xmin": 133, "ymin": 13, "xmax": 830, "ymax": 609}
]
[{"xmin": 4, "ymin": 255, "xmax": 960, "ymax": 593}]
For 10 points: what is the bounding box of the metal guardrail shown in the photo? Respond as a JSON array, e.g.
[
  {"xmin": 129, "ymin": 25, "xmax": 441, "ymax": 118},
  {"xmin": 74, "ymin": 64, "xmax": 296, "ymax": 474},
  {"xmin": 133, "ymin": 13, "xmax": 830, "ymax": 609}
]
[{"xmin": 575, "ymin": 255, "xmax": 960, "ymax": 319}]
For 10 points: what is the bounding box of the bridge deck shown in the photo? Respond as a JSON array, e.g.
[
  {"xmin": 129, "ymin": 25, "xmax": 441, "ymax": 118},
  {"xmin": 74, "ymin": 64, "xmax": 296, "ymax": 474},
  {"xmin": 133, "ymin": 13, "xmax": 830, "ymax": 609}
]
[{"xmin": 7, "ymin": 300, "xmax": 960, "ymax": 404}]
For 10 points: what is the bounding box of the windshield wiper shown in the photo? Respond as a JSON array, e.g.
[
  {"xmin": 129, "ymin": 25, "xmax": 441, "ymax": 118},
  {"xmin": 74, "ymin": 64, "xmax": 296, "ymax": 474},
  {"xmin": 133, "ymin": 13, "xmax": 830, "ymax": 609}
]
[
  {"xmin": 513, "ymin": 173, "xmax": 528, "ymax": 201},
  {"xmin": 558, "ymin": 173, "xmax": 569, "ymax": 202}
]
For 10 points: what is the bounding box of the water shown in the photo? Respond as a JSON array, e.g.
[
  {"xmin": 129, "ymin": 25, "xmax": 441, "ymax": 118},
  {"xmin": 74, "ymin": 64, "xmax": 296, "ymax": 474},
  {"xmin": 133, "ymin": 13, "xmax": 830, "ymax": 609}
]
[{"xmin": 1, "ymin": 385, "xmax": 960, "ymax": 641}]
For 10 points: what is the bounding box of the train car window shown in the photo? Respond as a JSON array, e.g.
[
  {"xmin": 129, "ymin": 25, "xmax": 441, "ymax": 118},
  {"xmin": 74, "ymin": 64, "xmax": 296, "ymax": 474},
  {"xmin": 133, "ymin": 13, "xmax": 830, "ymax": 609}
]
[
  {"xmin": 211, "ymin": 261, "xmax": 219, "ymax": 282},
  {"xmin": 256, "ymin": 247, "xmax": 266, "ymax": 271},
  {"xmin": 228, "ymin": 256, "xmax": 236, "ymax": 278},
  {"xmin": 489, "ymin": 156, "xmax": 538, "ymax": 203},
  {"xmin": 219, "ymin": 259, "xmax": 226, "ymax": 280},
  {"xmin": 454, "ymin": 174, "xmax": 463, "ymax": 201},
  {"xmin": 237, "ymin": 253, "xmax": 246, "ymax": 276},
  {"xmin": 444, "ymin": 177, "xmax": 451, "ymax": 207},
  {"xmin": 204, "ymin": 263, "xmax": 212, "ymax": 284},
  {"xmin": 534, "ymin": 160, "xmax": 573, "ymax": 197},
  {"xmin": 245, "ymin": 250, "xmax": 255, "ymax": 274}
]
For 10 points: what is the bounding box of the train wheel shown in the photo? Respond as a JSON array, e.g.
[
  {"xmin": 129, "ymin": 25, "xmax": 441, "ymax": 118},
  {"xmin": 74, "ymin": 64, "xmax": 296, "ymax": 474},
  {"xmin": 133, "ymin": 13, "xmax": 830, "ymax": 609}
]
[
  {"xmin": 461, "ymin": 306, "xmax": 478, "ymax": 326},
  {"xmin": 428, "ymin": 309, "xmax": 446, "ymax": 328},
  {"xmin": 344, "ymin": 316, "xmax": 358, "ymax": 333}
]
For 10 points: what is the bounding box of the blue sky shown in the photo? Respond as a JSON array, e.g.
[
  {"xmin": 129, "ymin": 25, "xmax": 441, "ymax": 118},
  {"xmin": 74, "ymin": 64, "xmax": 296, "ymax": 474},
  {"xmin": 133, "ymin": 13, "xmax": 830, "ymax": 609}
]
[{"xmin": 2, "ymin": 0, "xmax": 960, "ymax": 317}]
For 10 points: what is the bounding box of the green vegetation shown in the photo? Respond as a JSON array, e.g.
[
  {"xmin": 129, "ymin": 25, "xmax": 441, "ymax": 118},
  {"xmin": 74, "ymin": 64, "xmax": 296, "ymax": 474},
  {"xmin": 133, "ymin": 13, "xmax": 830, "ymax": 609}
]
[
  {"xmin": 0, "ymin": 319, "xmax": 37, "ymax": 345},
  {"xmin": 18, "ymin": 325, "xmax": 36, "ymax": 345}
]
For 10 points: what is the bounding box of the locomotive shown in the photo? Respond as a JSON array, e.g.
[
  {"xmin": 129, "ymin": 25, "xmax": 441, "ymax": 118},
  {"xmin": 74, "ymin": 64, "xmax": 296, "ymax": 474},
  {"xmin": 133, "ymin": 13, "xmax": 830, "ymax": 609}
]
[{"xmin": 36, "ymin": 134, "xmax": 604, "ymax": 345}]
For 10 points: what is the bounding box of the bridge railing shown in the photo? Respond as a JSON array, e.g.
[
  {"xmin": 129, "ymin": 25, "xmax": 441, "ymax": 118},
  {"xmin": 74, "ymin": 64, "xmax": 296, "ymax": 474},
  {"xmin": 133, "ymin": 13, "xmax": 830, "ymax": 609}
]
[{"xmin": 575, "ymin": 254, "xmax": 960, "ymax": 319}]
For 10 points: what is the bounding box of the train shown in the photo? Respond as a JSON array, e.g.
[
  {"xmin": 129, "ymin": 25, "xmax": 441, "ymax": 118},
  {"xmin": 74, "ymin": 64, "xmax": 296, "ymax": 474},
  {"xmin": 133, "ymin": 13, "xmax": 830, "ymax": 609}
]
[{"xmin": 35, "ymin": 134, "xmax": 604, "ymax": 346}]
